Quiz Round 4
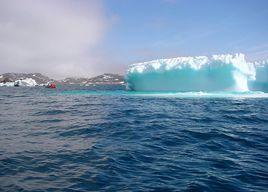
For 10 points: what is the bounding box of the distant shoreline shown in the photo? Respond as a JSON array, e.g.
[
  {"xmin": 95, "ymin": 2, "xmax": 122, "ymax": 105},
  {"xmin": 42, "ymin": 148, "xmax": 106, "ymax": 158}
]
[{"xmin": 0, "ymin": 73, "xmax": 125, "ymax": 87}]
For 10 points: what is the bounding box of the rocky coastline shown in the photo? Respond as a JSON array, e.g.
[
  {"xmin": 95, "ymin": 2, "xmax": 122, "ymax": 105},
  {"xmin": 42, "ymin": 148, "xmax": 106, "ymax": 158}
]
[{"xmin": 0, "ymin": 73, "xmax": 125, "ymax": 87}]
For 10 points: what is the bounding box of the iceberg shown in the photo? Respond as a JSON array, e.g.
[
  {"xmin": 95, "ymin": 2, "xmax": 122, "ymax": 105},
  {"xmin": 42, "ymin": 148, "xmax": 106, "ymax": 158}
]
[
  {"xmin": 248, "ymin": 60, "xmax": 268, "ymax": 92},
  {"xmin": 126, "ymin": 54, "xmax": 260, "ymax": 92},
  {"xmin": 0, "ymin": 82, "xmax": 15, "ymax": 87},
  {"xmin": 14, "ymin": 78, "xmax": 37, "ymax": 87},
  {"xmin": 0, "ymin": 78, "xmax": 38, "ymax": 87}
]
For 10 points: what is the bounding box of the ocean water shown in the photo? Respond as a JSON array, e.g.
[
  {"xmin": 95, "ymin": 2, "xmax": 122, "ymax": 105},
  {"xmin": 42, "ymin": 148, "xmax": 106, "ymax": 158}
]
[{"xmin": 0, "ymin": 85, "xmax": 268, "ymax": 191}]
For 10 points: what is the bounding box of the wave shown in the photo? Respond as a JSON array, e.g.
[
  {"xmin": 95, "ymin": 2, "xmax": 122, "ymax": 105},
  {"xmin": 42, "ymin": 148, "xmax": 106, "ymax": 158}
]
[{"xmin": 126, "ymin": 54, "xmax": 267, "ymax": 92}]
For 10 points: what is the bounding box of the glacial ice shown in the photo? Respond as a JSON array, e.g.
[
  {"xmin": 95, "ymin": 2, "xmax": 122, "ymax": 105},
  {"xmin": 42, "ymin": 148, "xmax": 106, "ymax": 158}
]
[
  {"xmin": 126, "ymin": 54, "xmax": 268, "ymax": 92},
  {"xmin": 249, "ymin": 60, "xmax": 268, "ymax": 92},
  {"xmin": 15, "ymin": 78, "xmax": 37, "ymax": 87},
  {"xmin": 0, "ymin": 78, "xmax": 38, "ymax": 87},
  {"xmin": 0, "ymin": 82, "xmax": 15, "ymax": 87}
]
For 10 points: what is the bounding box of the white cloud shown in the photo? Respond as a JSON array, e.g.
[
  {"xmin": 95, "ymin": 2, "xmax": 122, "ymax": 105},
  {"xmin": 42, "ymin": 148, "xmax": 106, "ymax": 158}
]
[{"xmin": 0, "ymin": 0, "xmax": 110, "ymax": 78}]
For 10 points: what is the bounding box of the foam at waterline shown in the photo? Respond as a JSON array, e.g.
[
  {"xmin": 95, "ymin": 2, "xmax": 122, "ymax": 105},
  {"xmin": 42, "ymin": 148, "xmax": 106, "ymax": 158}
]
[
  {"xmin": 58, "ymin": 90, "xmax": 268, "ymax": 99},
  {"xmin": 126, "ymin": 54, "xmax": 256, "ymax": 92}
]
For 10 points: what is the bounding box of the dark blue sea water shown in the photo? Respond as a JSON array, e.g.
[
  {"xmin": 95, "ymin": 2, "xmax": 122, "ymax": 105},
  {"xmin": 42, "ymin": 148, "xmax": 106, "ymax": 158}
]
[{"xmin": 0, "ymin": 85, "xmax": 268, "ymax": 192}]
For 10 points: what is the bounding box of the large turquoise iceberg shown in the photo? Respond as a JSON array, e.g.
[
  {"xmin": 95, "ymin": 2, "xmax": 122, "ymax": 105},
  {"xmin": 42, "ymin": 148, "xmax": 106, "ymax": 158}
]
[{"xmin": 126, "ymin": 54, "xmax": 267, "ymax": 92}]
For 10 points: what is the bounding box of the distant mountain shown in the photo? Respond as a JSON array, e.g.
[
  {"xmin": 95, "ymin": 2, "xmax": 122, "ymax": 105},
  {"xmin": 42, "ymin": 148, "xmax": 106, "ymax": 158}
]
[
  {"xmin": 60, "ymin": 73, "xmax": 125, "ymax": 85},
  {"xmin": 60, "ymin": 77, "xmax": 88, "ymax": 85},
  {"xmin": 0, "ymin": 73, "xmax": 125, "ymax": 86},
  {"xmin": 85, "ymin": 73, "xmax": 125, "ymax": 85}
]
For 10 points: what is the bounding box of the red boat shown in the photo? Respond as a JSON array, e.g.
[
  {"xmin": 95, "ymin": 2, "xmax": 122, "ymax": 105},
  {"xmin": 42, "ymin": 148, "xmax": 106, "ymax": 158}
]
[{"xmin": 46, "ymin": 83, "xmax": 56, "ymax": 89}]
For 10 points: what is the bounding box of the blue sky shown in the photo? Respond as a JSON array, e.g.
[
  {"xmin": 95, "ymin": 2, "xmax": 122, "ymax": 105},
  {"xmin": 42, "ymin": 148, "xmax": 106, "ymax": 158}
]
[
  {"xmin": 102, "ymin": 0, "xmax": 268, "ymax": 70},
  {"xmin": 0, "ymin": 0, "xmax": 267, "ymax": 77}
]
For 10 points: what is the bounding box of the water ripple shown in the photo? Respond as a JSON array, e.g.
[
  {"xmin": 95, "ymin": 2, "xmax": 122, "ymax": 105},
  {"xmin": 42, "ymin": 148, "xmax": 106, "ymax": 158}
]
[{"xmin": 0, "ymin": 86, "xmax": 268, "ymax": 191}]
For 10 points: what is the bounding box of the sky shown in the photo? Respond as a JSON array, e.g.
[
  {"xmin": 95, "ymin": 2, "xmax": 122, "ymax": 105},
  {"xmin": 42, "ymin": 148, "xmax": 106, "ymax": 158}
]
[{"xmin": 0, "ymin": 0, "xmax": 267, "ymax": 78}]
